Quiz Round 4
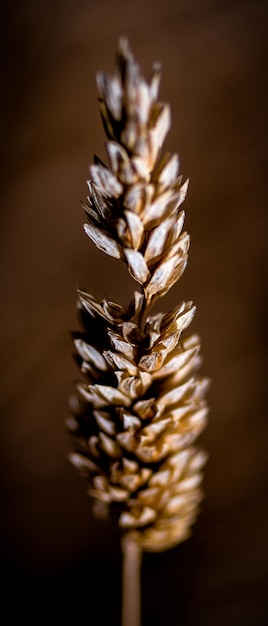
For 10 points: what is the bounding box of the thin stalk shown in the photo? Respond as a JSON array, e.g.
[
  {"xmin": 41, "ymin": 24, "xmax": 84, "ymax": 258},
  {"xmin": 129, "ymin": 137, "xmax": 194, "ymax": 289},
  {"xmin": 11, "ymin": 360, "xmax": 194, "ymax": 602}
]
[
  {"xmin": 137, "ymin": 287, "xmax": 154, "ymax": 332},
  {"xmin": 121, "ymin": 535, "xmax": 142, "ymax": 626}
]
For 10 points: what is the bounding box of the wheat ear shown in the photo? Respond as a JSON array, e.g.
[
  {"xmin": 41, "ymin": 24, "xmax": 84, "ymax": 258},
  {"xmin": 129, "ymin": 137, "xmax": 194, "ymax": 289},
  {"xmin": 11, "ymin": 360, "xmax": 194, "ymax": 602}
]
[{"xmin": 67, "ymin": 37, "xmax": 209, "ymax": 625}]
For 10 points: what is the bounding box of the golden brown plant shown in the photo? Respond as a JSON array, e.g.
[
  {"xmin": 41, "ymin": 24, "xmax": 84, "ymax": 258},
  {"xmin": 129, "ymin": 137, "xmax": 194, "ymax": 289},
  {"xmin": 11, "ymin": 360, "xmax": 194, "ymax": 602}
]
[{"xmin": 68, "ymin": 38, "xmax": 209, "ymax": 555}]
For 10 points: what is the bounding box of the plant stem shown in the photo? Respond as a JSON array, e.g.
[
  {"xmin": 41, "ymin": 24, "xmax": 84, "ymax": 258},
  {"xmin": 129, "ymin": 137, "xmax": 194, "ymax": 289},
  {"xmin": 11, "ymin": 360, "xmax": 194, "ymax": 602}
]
[{"xmin": 121, "ymin": 535, "xmax": 142, "ymax": 626}]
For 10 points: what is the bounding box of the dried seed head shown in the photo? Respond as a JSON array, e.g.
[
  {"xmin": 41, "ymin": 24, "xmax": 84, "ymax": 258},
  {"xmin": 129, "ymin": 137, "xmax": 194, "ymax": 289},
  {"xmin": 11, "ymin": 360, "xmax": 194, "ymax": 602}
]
[{"xmin": 68, "ymin": 39, "xmax": 209, "ymax": 552}]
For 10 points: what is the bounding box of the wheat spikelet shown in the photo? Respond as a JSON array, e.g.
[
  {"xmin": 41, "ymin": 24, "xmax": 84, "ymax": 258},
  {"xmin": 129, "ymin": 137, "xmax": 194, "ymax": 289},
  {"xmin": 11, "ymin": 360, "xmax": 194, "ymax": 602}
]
[{"xmin": 68, "ymin": 38, "xmax": 209, "ymax": 553}]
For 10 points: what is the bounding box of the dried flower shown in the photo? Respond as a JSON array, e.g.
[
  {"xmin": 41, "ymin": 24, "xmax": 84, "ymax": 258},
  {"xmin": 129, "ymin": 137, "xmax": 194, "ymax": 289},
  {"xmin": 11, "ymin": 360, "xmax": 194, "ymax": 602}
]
[{"xmin": 68, "ymin": 38, "xmax": 209, "ymax": 553}]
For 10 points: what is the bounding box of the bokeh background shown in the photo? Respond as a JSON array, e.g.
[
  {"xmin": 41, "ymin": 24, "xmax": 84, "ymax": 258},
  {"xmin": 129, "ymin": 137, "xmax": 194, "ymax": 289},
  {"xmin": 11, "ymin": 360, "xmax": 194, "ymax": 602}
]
[{"xmin": 1, "ymin": 0, "xmax": 268, "ymax": 623}]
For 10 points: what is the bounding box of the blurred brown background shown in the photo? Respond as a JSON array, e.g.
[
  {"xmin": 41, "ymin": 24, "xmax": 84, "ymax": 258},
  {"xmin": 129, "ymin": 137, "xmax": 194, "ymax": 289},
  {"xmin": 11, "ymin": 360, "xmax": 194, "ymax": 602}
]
[{"xmin": 1, "ymin": 0, "xmax": 268, "ymax": 624}]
